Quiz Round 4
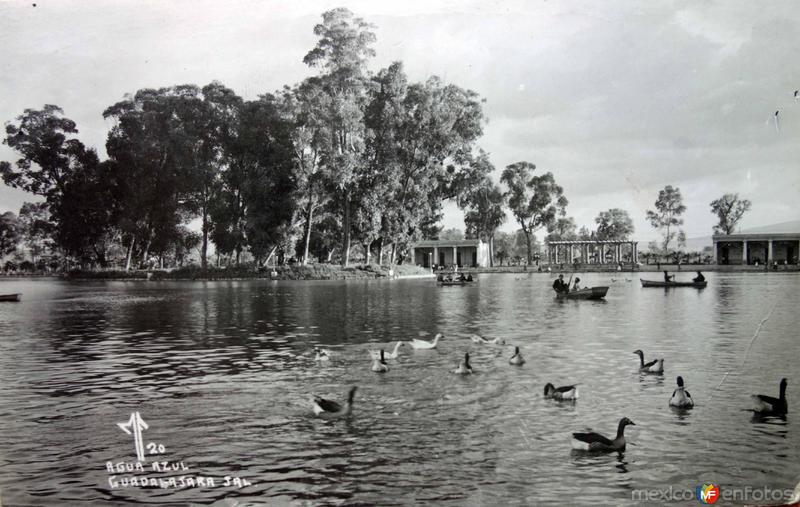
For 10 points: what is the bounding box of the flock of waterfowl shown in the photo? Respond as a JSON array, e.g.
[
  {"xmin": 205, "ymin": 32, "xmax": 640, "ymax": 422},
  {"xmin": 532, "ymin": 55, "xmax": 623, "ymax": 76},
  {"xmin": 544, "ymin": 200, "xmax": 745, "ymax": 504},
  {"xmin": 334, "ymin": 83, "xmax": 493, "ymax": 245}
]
[{"xmin": 310, "ymin": 336, "xmax": 788, "ymax": 453}]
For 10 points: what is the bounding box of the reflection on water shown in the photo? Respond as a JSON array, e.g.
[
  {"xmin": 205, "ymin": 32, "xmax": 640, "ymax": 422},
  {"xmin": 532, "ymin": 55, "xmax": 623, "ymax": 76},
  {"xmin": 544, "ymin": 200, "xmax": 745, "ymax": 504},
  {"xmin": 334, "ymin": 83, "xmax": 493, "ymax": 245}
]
[{"xmin": 0, "ymin": 273, "xmax": 798, "ymax": 505}]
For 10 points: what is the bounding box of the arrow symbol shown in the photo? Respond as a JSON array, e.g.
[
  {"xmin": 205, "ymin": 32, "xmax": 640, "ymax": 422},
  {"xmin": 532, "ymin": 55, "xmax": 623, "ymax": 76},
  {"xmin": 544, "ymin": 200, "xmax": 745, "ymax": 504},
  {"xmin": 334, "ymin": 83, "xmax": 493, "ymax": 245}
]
[{"xmin": 117, "ymin": 412, "xmax": 148, "ymax": 462}]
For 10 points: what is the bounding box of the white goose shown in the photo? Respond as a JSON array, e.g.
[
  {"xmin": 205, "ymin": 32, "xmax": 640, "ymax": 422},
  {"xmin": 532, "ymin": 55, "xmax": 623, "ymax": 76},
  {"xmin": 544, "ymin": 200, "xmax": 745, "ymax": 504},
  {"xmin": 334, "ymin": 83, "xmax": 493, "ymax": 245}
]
[
  {"xmin": 411, "ymin": 333, "xmax": 443, "ymax": 350},
  {"xmin": 314, "ymin": 347, "xmax": 331, "ymax": 362},
  {"xmin": 509, "ymin": 346, "xmax": 525, "ymax": 366},
  {"xmin": 453, "ymin": 352, "xmax": 473, "ymax": 374},
  {"xmin": 669, "ymin": 376, "xmax": 694, "ymax": 408},
  {"xmin": 369, "ymin": 341, "xmax": 404, "ymax": 360},
  {"xmin": 311, "ymin": 387, "xmax": 357, "ymax": 419},
  {"xmin": 371, "ymin": 350, "xmax": 389, "ymax": 373}
]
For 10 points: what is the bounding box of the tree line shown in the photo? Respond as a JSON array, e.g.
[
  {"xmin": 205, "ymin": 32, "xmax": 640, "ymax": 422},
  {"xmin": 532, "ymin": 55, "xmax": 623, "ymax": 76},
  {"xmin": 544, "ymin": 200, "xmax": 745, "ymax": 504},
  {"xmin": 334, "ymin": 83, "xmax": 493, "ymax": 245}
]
[
  {"xmin": 1, "ymin": 9, "xmax": 489, "ymax": 270},
  {"xmin": 0, "ymin": 9, "xmax": 754, "ymax": 272}
]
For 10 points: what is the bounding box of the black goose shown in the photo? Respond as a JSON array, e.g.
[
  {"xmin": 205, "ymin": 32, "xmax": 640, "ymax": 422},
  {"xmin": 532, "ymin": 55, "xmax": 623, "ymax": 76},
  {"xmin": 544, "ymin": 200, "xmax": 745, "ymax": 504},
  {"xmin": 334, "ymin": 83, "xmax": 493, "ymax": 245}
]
[
  {"xmin": 751, "ymin": 378, "xmax": 787, "ymax": 416},
  {"xmin": 371, "ymin": 350, "xmax": 389, "ymax": 373},
  {"xmin": 633, "ymin": 349, "xmax": 664, "ymax": 373},
  {"xmin": 669, "ymin": 376, "xmax": 694, "ymax": 408},
  {"xmin": 453, "ymin": 352, "xmax": 473, "ymax": 374},
  {"xmin": 572, "ymin": 417, "xmax": 635, "ymax": 452},
  {"xmin": 312, "ymin": 387, "xmax": 357, "ymax": 419},
  {"xmin": 544, "ymin": 383, "xmax": 579, "ymax": 401},
  {"xmin": 509, "ymin": 346, "xmax": 525, "ymax": 366}
]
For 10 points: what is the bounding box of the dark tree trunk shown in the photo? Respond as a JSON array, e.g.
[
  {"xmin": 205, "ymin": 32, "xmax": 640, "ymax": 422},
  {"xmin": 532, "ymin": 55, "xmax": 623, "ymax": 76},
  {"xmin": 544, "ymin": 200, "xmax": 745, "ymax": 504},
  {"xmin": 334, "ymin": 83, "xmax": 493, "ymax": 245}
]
[{"xmin": 525, "ymin": 231, "xmax": 532, "ymax": 264}]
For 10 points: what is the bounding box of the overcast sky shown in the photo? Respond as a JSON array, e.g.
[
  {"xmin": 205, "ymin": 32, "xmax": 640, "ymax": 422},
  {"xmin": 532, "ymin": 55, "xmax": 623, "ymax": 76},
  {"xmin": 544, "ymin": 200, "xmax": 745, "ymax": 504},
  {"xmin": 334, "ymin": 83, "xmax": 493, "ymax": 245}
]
[{"xmin": 1, "ymin": 0, "xmax": 798, "ymax": 242}]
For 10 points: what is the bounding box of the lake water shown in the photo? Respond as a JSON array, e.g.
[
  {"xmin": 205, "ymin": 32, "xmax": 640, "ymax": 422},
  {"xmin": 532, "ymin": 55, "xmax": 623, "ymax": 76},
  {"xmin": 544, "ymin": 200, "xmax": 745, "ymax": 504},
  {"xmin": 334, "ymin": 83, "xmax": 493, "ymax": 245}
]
[{"xmin": 0, "ymin": 273, "xmax": 798, "ymax": 506}]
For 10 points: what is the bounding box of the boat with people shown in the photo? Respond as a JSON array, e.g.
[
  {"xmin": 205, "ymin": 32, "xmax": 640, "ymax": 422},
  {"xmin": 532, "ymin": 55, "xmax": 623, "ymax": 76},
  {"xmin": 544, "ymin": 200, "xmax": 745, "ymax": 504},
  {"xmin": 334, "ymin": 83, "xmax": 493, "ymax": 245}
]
[
  {"xmin": 438, "ymin": 280, "xmax": 472, "ymax": 286},
  {"xmin": 556, "ymin": 286, "xmax": 609, "ymax": 300},
  {"xmin": 436, "ymin": 272, "xmax": 475, "ymax": 286},
  {"xmin": 0, "ymin": 293, "xmax": 21, "ymax": 302},
  {"xmin": 640, "ymin": 279, "xmax": 707, "ymax": 288}
]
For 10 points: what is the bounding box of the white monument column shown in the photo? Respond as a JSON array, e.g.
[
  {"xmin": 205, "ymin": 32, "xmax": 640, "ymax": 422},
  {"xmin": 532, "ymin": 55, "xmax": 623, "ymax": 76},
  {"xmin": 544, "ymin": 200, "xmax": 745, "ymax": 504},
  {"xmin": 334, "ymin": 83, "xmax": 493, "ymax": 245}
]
[{"xmin": 742, "ymin": 240, "xmax": 748, "ymax": 265}]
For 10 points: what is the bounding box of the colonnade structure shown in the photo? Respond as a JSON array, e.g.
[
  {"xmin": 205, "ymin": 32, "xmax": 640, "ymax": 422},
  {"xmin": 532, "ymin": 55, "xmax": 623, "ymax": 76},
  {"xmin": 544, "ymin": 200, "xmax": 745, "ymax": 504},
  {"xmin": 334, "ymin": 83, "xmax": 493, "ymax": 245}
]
[
  {"xmin": 545, "ymin": 240, "xmax": 639, "ymax": 265},
  {"xmin": 712, "ymin": 232, "xmax": 799, "ymax": 265}
]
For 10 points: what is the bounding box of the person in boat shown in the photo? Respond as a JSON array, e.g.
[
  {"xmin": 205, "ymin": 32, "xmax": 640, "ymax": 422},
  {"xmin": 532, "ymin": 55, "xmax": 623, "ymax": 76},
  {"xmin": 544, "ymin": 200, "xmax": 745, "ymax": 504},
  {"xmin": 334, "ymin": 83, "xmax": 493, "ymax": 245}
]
[
  {"xmin": 466, "ymin": 273, "xmax": 473, "ymax": 282},
  {"xmin": 437, "ymin": 273, "xmax": 444, "ymax": 282},
  {"xmin": 663, "ymin": 270, "xmax": 674, "ymax": 283},
  {"xmin": 692, "ymin": 271, "xmax": 705, "ymax": 283},
  {"xmin": 458, "ymin": 272, "xmax": 467, "ymax": 282},
  {"xmin": 552, "ymin": 274, "xmax": 568, "ymax": 294},
  {"xmin": 572, "ymin": 277, "xmax": 582, "ymax": 292}
]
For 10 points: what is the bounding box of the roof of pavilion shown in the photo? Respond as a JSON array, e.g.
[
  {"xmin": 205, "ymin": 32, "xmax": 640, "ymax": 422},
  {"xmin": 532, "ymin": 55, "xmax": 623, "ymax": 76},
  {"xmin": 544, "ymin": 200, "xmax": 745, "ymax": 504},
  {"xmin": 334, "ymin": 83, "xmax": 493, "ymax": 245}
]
[
  {"xmin": 712, "ymin": 232, "xmax": 800, "ymax": 241},
  {"xmin": 411, "ymin": 239, "xmax": 483, "ymax": 248},
  {"xmin": 546, "ymin": 239, "xmax": 639, "ymax": 245}
]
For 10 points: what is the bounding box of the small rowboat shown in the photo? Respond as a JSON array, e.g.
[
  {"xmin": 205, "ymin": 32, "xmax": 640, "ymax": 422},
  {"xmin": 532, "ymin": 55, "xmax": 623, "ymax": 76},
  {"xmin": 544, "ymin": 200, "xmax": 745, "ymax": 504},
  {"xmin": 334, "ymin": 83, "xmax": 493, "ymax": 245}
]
[
  {"xmin": 438, "ymin": 280, "xmax": 473, "ymax": 286},
  {"xmin": 640, "ymin": 279, "xmax": 707, "ymax": 288},
  {"xmin": 556, "ymin": 286, "xmax": 609, "ymax": 300},
  {"xmin": 0, "ymin": 293, "xmax": 21, "ymax": 302}
]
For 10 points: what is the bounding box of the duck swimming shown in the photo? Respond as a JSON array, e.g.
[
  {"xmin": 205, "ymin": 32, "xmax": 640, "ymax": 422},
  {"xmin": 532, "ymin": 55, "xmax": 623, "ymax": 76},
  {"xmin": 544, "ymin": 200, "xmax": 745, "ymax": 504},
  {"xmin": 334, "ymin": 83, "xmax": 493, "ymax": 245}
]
[
  {"xmin": 509, "ymin": 346, "xmax": 525, "ymax": 366},
  {"xmin": 314, "ymin": 347, "xmax": 331, "ymax": 362},
  {"xmin": 572, "ymin": 417, "xmax": 635, "ymax": 452},
  {"xmin": 369, "ymin": 341, "xmax": 404, "ymax": 360},
  {"xmin": 312, "ymin": 386, "xmax": 357, "ymax": 419},
  {"xmin": 371, "ymin": 350, "xmax": 389, "ymax": 373},
  {"xmin": 669, "ymin": 376, "xmax": 694, "ymax": 408},
  {"xmin": 544, "ymin": 383, "xmax": 579, "ymax": 401},
  {"xmin": 470, "ymin": 334, "xmax": 505, "ymax": 345},
  {"xmin": 633, "ymin": 349, "xmax": 664, "ymax": 373},
  {"xmin": 751, "ymin": 378, "xmax": 788, "ymax": 416},
  {"xmin": 453, "ymin": 352, "xmax": 473, "ymax": 374},
  {"xmin": 411, "ymin": 333, "xmax": 442, "ymax": 349}
]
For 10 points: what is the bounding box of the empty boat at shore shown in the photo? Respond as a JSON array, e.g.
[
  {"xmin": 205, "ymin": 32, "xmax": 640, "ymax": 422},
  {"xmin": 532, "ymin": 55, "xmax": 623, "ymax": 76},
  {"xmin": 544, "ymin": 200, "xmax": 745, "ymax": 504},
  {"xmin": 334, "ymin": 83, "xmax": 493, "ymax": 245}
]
[
  {"xmin": 0, "ymin": 293, "xmax": 21, "ymax": 302},
  {"xmin": 640, "ymin": 279, "xmax": 707, "ymax": 288}
]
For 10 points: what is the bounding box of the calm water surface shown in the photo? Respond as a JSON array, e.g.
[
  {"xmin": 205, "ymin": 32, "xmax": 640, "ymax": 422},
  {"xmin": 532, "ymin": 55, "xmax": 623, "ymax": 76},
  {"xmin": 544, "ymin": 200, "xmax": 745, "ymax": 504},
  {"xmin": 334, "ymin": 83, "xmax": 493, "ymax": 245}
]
[{"xmin": 0, "ymin": 273, "xmax": 798, "ymax": 506}]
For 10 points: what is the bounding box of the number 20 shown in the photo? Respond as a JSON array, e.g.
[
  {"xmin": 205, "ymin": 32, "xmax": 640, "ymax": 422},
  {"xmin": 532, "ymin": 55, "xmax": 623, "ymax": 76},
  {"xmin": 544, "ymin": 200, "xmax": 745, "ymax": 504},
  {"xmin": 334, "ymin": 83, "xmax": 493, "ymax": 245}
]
[{"xmin": 146, "ymin": 442, "xmax": 166, "ymax": 454}]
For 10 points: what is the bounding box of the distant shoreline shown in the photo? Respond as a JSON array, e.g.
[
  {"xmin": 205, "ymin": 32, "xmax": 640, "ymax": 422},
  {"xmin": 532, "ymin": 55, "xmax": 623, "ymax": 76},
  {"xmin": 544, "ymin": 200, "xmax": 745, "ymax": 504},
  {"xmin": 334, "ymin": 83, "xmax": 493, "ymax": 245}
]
[{"xmin": 0, "ymin": 263, "xmax": 796, "ymax": 282}]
